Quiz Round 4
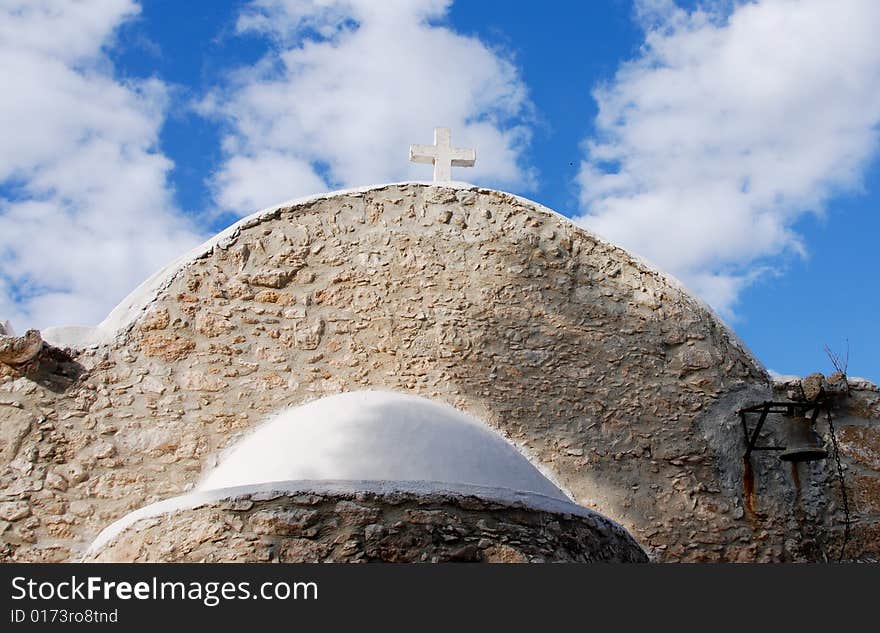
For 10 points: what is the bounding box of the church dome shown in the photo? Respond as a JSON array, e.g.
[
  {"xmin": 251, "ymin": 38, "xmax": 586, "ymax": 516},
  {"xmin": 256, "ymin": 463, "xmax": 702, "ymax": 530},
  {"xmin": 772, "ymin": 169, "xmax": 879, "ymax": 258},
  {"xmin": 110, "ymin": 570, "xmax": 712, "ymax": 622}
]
[{"xmin": 197, "ymin": 390, "xmax": 568, "ymax": 501}]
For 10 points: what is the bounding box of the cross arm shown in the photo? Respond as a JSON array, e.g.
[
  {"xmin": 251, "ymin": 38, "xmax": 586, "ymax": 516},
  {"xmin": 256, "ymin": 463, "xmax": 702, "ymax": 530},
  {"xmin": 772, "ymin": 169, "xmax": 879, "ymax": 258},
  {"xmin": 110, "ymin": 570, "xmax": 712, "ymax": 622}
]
[
  {"xmin": 409, "ymin": 144, "xmax": 438, "ymax": 164},
  {"xmin": 450, "ymin": 148, "xmax": 475, "ymax": 167}
]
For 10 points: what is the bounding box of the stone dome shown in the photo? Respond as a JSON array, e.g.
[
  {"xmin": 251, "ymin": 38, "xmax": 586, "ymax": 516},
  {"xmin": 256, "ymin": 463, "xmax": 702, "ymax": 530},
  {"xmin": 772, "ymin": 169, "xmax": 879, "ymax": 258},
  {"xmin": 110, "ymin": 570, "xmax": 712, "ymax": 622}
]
[{"xmin": 198, "ymin": 390, "xmax": 568, "ymax": 501}]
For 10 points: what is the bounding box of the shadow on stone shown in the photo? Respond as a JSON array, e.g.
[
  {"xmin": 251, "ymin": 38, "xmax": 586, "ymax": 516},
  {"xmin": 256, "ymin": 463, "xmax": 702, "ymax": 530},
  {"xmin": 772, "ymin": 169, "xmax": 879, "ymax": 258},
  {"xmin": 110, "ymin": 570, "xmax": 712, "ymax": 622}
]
[{"xmin": 16, "ymin": 345, "xmax": 87, "ymax": 394}]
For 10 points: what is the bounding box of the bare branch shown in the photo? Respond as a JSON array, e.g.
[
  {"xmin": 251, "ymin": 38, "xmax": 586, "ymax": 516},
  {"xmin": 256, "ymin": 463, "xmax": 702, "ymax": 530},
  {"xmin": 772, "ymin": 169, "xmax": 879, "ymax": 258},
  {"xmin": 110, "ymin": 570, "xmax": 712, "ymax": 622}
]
[{"xmin": 824, "ymin": 340, "xmax": 850, "ymax": 375}]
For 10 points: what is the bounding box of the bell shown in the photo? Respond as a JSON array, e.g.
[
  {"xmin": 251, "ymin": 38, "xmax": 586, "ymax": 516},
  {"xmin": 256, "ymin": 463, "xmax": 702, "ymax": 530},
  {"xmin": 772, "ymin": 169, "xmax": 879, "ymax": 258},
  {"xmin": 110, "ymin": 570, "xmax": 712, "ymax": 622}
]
[{"xmin": 779, "ymin": 416, "xmax": 828, "ymax": 462}]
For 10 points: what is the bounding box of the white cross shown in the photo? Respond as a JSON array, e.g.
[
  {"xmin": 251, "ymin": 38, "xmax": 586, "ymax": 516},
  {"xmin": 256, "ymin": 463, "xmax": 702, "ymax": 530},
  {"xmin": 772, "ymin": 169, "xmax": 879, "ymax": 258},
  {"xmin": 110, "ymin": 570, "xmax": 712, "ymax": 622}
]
[{"xmin": 409, "ymin": 127, "xmax": 475, "ymax": 182}]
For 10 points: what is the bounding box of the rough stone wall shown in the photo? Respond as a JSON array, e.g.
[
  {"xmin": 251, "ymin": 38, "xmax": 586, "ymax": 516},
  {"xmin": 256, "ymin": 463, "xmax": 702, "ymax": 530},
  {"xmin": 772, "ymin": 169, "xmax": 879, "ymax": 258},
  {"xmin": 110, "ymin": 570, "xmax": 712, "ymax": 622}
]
[
  {"xmin": 2, "ymin": 182, "xmax": 850, "ymax": 563},
  {"xmin": 770, "ymin": 375, "xmax": 880, "ymax": 562},
  {"xmin": 83, "ymin": 487, "xmax": 647, "ymax": 563}
]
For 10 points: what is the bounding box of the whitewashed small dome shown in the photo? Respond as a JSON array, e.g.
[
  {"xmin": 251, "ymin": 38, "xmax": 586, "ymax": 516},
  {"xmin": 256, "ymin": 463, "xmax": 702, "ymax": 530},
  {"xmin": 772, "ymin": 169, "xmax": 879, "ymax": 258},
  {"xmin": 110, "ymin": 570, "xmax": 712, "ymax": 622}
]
[{"xmin": 197, "ymin": 390, "xmax": 567, "ymax": 500}]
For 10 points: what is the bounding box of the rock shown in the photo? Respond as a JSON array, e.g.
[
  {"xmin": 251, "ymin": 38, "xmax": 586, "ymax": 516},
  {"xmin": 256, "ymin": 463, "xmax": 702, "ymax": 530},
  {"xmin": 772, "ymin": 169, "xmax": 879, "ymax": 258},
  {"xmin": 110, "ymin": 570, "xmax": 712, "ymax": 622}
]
[
  {"xmin": 456, "ymin": 190, "xmax": 477, "ymax": 206},
  {"xmin": 140, "ymin": 307, "xmax": 170, "ymax": 331},
  {"xmin": 482, "ymin": 544, "xmax": 528, "ymax": 563},
  {"xmin": 334, "ymin": 500, "xmax": 380, "ymax": 523},
  {"xmin": 250, "ymin": 508, "xmax": 318, "ymax": 535},
  {"xmin": 364, "ymin": 523, "xmax": 386, "ymax": 541},
  {"xmin": 425, "ymin": 187, "xmax": 458, "ymax": 204},
  {"xmin": 249, "ymin": 269, "xmax": 292, "ymax": 289},
  {"xmin": 231, "ymin": 244, "xmax": 250, "ymax": 271},
  {"xmin": 0, "ymin": 501, "xmax": 31, "ymax": 522},
  {"xmin": 825, "ymin": 371, "xmax": 849, "ymax": 395},
  {"xmin": 448, "ymin": 544, "xmax": 480, "ymax": 561},
  {"xmin": 676, "ymin": 346, "xmax": 714, "ymax": 372},
  {"xmin": 139, "ymin": 333, "xmax": 195, "ymax": 361},
  {"xmin": 802, "ymin": 372, "xmax": 825, "ymax": 401},
  {"xmin": 45, "ymin": 471, "xmax": 69, "ymax": 492},
  {"xmin": 255, "ymin": 290, "xmax": 280, "ymax": 303},
  {"xmin": 195, "ymin": 312, "xmax": 234, "ymax": 337},
  {"xmin": 68, "ymin": 500, "xmax": 94, "ymax": 518},
  {"xmin": 225, "ymin": 499, "xmax": 254, "ymax": 512},
  {"xmin": 293, "ymin": 319, "xmax": 325, "ymax": 350},
  {"xmin": 779, "ymin": 379, "xmax": 806, "ymax": 401},
  {"xmin": 0, "ymin": 407, "xmax": 34, "ymax": 461},
  {"xmin": 64, "ymin": 463, "xmax": 89, "ymax": 484},
  {"xmin": 0, "ymin": 329, "xmax": 43, "ymax": 365},
  {"xmin": 140, "ymin": 376, "xmax": 166, "ymax": 395},
  {"xmin": 92, "ymin": 441, "xmax": 116, "ymax": 459},
  {"xmin": 282, "ymin": 306, "xmax": 306, "ymax": 319},
  {"xmin": 118, "ymin": 428, "xmax": 179, "ymax": 456},
  {"xmin": 180, "ymin": 369, "xmax": 226, "ymax": 392},
  {"xmin": 848, "ymin": 377, "xmax": 878, "ymax": 392}
]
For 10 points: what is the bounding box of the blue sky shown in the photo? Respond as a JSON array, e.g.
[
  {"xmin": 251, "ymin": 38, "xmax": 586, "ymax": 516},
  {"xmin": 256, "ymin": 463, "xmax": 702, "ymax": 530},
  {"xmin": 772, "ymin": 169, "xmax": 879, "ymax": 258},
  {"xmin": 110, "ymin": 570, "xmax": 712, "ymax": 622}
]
[{"xmin": 1, "ymin": 0, "xmax": 877, "ymax": 382}]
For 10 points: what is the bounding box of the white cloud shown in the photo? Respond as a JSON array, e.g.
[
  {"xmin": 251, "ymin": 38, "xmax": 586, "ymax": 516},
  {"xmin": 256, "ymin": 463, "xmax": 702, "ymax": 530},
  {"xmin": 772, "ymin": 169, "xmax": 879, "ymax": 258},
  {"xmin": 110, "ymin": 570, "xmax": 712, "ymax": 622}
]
[
  {"xmin": 201, "ymin": 0, "xmax": 535, "ymax": 214},
  {"xmin": 575, "ymin": 0, "xmax": 880, "ymax": 317},
  {"xmin": 0, "ymin": 0, "xmax": 203, "ymax": 331}
]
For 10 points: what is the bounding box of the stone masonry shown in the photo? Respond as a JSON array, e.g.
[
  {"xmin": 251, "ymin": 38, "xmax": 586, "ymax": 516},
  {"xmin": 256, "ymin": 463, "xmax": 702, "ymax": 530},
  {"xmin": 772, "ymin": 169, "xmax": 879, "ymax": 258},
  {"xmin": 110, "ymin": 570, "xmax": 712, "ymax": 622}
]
[
  {"xmin": 1, "ymin": 182, "xmax": 875, "ymax": 562},
  {"xmin": 83, "ymin": 484, "xmax": 647, "ymax": 563}
]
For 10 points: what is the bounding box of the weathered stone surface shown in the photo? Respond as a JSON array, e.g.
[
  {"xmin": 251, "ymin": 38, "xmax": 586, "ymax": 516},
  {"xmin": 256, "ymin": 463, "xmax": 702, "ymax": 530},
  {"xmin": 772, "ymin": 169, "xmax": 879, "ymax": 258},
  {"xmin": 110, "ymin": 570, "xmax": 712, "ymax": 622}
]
[
  {"xmin": 179, "ymin": 369, "xmax": 226, "ymax": 392},
  {"xmin": 0, "ymin": 329, "xmax": 43, "ymax": 365},
  {"xmin": 847, "ymin": 380, "xmax": 880, "ymax": 420},
  {"xmin": 0, "ymin": 502, "xmax": 31, "ymax": 522},
  {"xmin": 483, "ymin": 544, "xmax": 528, "ymax": 563},
  {"xmin": 139, "ymin": 332, "xmax": 195, "ymax": 361},
  {"xmin": 140, "ymin": 307, "xmax": 170, "ymax": 331},
  {"xmin": 248, "ymin": 269, "xmax": 292, "ymax": 289},
  {"xmin": 836, "ymin": 425, "xmax": 880, "ymax": 471},
  {"xmin": 802, "ymin": 372, "xmax": 825, "ymax": 401},
  {"xmin": 250, "ymin": 508, "xmax": 317, "ymax": 535},
  {"xmin": 254, "ymin": 290, "xmax": 280, "ymax": 303},
  {"xmin": 0, "ymin": 406, "xmax": 33, "ymax": 461},
  {"xmin": 825, "ymin": 371, "xmax": 849, "ymax": 395},
  {"xmin": 852, "ymin": 475, "xmax": 880, "ymax": 514},
  {"xmin": 8, "ymin": 182, "xmax": 874, "ymax": 564},
  {"xmin": 195, "ymin": 312, "xmax": 234, "ymax": 338},
  {"xmin": 84, "ymin": 488, "xmax": 647, "ymax": 563},
  {"xmin": 45, "ymin": 471, "xmax": 69, "ymax": 492}
]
